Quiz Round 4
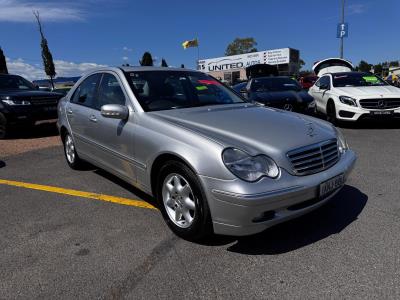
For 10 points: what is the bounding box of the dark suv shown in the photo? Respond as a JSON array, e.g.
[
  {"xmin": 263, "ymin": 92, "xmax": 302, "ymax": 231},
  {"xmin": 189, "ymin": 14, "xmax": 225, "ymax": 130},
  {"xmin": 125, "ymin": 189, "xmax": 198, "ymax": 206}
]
[{"xmin": 0, "ymin": 74, "xmax": 63, "ymax": 138}]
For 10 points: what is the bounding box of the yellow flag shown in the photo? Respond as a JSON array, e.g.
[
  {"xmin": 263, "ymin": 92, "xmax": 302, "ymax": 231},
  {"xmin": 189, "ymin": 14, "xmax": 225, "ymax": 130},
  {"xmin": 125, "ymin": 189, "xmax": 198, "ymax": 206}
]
[{"xmin": 182, "ymin": 39, "xmax": 199, "ymax": 49}]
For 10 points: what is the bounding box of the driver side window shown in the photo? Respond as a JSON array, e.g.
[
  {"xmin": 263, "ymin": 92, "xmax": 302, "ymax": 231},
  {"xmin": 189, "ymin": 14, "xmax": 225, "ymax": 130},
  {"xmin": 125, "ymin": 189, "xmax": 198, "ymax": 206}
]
[{"xmin": 319, "ymin": 76, "xmax": 331, "ymax": 89}]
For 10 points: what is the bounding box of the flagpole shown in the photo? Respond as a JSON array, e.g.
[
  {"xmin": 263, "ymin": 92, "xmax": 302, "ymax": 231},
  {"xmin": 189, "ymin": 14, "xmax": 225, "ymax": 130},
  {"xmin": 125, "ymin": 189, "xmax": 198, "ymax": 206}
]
[{"xmin": 196, "ymin": 37, "xmax": 199, "ymax": 70}]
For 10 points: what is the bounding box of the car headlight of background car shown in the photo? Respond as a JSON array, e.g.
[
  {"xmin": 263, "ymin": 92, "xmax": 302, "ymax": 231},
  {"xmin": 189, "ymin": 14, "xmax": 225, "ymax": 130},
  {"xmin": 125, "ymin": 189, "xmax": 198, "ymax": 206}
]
[
  {"xmin": 334, "ymin": 127, "xmax": 349, "ymax": 154},
  {"xmin": 1, "ymin": 97, "xmax": 31, "ymax": 106},
  {"xmin": 222, "ymin": 148, "xmax": 280, "ymax": 182},
  {"xmin": 339, "ymin": 96, "xmax": 357, "ymax": 107}
]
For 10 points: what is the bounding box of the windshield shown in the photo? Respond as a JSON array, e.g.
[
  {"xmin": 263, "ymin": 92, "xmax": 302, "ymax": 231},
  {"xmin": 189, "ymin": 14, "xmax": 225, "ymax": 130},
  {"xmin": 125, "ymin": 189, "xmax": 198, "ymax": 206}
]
[
  {"xmin": 332, "ymin": 73, "xmax": 388, "ymax": 87},
  {"xmin": 125, "ymin": 71, "xmax": 246, "ymax": 111},
  {"xmin": 0, "ymin": 75, "xmax": 35, "ymax": 90},
  {"xmin": 251, "ymin": 77, "xmax": 301, "ymax": 92}
]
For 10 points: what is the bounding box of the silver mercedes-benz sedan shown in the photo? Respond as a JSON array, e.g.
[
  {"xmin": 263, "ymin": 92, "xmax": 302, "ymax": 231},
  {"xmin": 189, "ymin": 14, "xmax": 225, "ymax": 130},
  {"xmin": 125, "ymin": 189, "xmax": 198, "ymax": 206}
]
[{"xmin": 57, "ymin": 66, "xmax": 356, "ymax": 240}]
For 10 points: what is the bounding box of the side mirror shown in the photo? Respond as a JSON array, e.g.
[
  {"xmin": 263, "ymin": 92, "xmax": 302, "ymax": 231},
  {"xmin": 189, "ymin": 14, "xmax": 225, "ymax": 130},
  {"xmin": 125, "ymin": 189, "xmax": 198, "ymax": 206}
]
[{"xmin": 101, "ymin": 104, "xmax": 129, "ymax": 120}]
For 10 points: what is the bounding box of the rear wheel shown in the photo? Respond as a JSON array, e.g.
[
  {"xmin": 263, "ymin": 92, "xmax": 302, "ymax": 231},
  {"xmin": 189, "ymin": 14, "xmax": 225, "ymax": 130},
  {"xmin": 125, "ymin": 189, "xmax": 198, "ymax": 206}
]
[
  {"xmin": 157, "ymin": 161, "xmax": 212, "ymax": 241},
  {"xmin": 0, "ymin": 113, "xmax": 8, "ymax": 139},
  {"xmin": 63, "ymin": 132, "xmax": 84, "ymax": 169}
]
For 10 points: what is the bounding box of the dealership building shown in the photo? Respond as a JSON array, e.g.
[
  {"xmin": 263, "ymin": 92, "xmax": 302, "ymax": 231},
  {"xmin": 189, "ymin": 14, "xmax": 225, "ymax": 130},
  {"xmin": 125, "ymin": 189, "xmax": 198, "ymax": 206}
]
[{"xmin": 197, "ymin": 48, "xmax": 300, "ymax": 84}]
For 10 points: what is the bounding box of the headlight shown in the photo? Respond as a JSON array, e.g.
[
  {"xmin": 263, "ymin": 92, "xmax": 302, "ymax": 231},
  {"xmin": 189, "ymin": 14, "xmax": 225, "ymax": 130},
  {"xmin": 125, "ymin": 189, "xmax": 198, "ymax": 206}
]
[
  {"xmin": 222, "ymin": 148, "xmax": 280, "ymax": 182},
  {"xmin": 334, "ymin": 127, "xmax": 349, "ymax": 153},
  {"xmin": 1, "ymin": 99, "xmax": 31, "ymax": 106},
  {"xmin": 339, "ymin": 96, "xmax": 357, "ymax": 107}
]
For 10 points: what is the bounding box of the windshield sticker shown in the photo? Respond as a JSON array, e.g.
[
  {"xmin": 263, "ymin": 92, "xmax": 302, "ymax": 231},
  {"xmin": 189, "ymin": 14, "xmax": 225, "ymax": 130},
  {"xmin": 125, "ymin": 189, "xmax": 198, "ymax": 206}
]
[
  {"xmin": 362, "ymin": 76, "xmax": 379, "ymax": 83},
  {"xmin": 198, "ymin": 79, "xmax": 221, "ymax": 86},
  {"xmin": 196, "ymin": 85, "xmax": 208, "ymax": 91}
]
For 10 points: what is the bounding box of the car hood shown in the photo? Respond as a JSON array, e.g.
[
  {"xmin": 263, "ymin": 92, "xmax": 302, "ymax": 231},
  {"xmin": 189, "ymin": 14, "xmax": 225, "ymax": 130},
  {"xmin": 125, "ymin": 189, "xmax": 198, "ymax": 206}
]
[
  {"xmin": 334, "ymin": 85, "xmax": 400, "ymax": 98},
  {"xmin": 150, "ymin": 104, "xmax": 335, "ymax": 160},
  {"xmin": 0, "ymin": 90, "xmax": 62, "ymax": 98},
  {"xmin": 254, "ymin": 90, "xmax": 313, "ymax": 103}
]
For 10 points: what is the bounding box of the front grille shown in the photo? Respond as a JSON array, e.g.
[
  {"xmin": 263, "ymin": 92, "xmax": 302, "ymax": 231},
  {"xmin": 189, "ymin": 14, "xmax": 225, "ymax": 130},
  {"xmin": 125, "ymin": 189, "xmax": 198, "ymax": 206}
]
[
  {"xmin": 359, "ymin": 98, "xmax": 400, "ymax": 109},
  {"xmin": 287, "ymin": 139, "xmax": 339, "ymax": 175}
]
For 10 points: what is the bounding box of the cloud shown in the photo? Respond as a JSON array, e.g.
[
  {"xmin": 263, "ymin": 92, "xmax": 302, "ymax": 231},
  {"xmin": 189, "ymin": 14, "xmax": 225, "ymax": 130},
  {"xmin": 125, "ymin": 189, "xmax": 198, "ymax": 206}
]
[
  {"xmin": 348, "ymin": 4, "xmax": 367, "ymax": 15},
  {"xmin": 122, "ymin": 46, "xmax": 133, "ymax": 52},
  {"xmin": 6, "ymin": 57, "xmax": 107, "ymax": 80},
  {"xmin": 0, "ymin": 0, "xmax": 84, "ymax": 22}
]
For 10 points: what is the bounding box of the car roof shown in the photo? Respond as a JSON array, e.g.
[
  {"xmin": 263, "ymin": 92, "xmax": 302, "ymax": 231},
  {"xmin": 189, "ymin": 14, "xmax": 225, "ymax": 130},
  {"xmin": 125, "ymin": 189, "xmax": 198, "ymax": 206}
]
[
  {"xmin": 119, "ymin": 66, "xmax": 198, "ymax": 72},
  {"xmin": 253, "ymin": 76, "xmax": 294, "ymax": 80},
  {"xmin": 324, "ymin": 71, "xmax": 371, "ymax": 76}
]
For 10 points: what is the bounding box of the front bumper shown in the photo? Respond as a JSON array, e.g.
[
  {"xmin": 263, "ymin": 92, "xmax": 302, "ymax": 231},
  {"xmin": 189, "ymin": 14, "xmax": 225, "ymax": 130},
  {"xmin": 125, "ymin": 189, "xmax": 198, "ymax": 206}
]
[
  {"xmin": 335, "ymin": 102, "xmax": 400, "ymax": 121},
  {"xmin": 1, "ymin": 104, "xmax": 58, "ymax": 125},
  {"xmin": 199, "ymin": 150, "xmax": 356, "ymax": 236}
]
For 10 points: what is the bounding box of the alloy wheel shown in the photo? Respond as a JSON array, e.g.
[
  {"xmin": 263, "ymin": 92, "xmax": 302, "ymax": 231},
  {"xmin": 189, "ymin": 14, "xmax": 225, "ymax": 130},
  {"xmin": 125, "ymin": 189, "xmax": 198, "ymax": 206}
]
[
  {"xmin": 162, "ymin": 173, "xmax": 196, "ymax": 228},
  {"xmin": 64, "ymin": 134, "xmax": 76, "ymax": 164}
]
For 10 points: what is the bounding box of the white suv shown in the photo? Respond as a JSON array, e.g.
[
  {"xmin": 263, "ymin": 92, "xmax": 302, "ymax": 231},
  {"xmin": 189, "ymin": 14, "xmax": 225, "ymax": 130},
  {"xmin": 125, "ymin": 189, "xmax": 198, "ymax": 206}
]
[{"xmin": 309, "ymin": 58, "xmax": 400, "ymax": 124}]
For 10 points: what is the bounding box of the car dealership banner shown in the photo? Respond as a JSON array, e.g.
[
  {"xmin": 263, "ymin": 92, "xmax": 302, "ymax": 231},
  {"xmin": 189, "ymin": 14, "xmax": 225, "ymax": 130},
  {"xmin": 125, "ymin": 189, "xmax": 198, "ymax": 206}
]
[{"xmin": 198, "ymin": 48, "xmax": 291, "ymax": 72}]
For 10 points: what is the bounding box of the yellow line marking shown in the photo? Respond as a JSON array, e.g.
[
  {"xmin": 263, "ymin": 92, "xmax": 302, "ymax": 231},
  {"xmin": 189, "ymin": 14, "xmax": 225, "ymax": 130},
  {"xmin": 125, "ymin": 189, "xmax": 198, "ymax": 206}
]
[{"xmin": 0, "ymin": 179, "xmax": 157, "ymax": 210}]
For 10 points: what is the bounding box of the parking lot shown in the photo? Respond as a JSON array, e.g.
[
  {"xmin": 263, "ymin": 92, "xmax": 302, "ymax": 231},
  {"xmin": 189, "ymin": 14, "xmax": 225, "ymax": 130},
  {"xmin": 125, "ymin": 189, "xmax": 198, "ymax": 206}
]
[{"xmin": 0, "ymin": 121, "xmax": 399, "ymax": 299}]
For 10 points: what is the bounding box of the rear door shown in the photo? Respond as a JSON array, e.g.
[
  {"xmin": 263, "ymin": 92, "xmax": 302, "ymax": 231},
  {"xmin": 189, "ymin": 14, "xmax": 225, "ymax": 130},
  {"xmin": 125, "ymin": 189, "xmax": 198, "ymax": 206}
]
[{"xmin": 66, "ymin": 73, "xmax": 101, "ymax": 157}]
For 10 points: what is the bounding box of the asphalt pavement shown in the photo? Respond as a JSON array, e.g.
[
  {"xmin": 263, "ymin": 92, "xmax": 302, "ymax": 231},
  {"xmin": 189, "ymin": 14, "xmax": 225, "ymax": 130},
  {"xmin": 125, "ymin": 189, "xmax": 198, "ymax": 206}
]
[{"xmin": 1, "ymin": 121, "xmax": 400, "ymax": 299}]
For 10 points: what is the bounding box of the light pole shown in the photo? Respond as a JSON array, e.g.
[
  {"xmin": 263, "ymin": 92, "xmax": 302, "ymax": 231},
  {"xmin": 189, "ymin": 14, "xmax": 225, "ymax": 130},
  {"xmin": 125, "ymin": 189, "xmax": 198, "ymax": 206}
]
[{"xmin": 340, "ymin": 0, "xmax": 345, "ymax": 58}]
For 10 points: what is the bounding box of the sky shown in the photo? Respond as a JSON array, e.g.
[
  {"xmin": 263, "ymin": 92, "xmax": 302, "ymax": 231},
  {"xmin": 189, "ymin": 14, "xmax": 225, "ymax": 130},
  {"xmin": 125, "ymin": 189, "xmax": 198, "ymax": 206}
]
[{"xmin": 0, "ymin": 0, "xmax": 398, "ymax": 80}]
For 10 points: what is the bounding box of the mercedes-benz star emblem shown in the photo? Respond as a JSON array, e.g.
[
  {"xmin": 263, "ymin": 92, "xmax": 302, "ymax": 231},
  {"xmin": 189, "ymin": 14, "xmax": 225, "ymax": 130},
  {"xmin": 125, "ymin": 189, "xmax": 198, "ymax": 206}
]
[
  {"xmin": 377, "ymin": 100, "xmax": 386, "ymax": 108},
  {"xmin": 283, "ymin": 104, "xmax": 293, "ymax": 111},
  {"xmin": 306, "ymin": 122, "xmax": 316, "ymax": 137}
]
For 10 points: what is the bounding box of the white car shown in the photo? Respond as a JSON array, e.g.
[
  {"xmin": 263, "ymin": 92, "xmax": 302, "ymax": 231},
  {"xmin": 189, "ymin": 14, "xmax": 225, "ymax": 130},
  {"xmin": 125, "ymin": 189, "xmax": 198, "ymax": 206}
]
[{"xmin": 309, "ymin": 58, "xmax": 400, "ymax": 124}]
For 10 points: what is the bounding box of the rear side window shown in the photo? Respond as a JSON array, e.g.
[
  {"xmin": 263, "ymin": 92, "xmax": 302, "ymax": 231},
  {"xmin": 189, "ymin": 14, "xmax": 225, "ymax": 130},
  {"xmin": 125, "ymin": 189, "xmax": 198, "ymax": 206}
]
[
  {"xmin": 71, "ymin": 74, "xmax": 101, "ymax": 108},
  {"xmin": 96, "ymin": 74, "xmax": 126, "ymax": 110}
]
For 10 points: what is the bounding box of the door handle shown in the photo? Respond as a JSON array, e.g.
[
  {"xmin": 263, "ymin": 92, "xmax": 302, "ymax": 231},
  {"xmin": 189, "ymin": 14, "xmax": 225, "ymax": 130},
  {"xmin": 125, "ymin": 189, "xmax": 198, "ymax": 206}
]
[
  {"xmin": 89, "ymin": 115, "xmax": 97, "ymax": 123},
  {"xmin": 67, "ymin": 108, "xmax": 73, "ymax": 115}
]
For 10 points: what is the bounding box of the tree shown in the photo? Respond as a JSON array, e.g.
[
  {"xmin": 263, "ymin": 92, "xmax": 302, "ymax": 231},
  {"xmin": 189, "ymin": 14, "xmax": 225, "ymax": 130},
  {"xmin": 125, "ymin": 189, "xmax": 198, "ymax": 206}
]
[
  {"xmin": 357, "ymin": 60, "xmax": 372, "ymax": 73},
  {"xmin": 180, "ymin": 64, "xmax": 185, "ymax": 68},
  {"xmin": 299, "ymin": 59, "xmax": 305, "ymax": 70},
  {"xmin": 225, "ymin": 37, "xmax": 258, "ymax": 56},
  {"xmin": 373, "ymin": 64, "xmax": 383, "ymax": 75},
  {"xmin": 0, "ymin": 47, "xmax": 8, "ymax": 74},
  {"xmin": 161, "ymin": 58, "xmax": 168, "ymax": 67},
  {"xmin": 139, "ymin": 52, "xmax": 154, "ymax": 66},
  {"xmin": 33, "ymin": 11, "xmax": 56, "ymax": 89}
]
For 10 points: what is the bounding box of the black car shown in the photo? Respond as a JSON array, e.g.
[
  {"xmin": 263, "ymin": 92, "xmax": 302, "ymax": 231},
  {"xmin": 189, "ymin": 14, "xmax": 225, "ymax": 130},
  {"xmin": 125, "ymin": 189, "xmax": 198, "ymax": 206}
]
[
  {"xmin": 0, "ymin": 74, "xmax": 63, "ymax": 138},
  {"xmin": 234, "ymin": 76, "xmax": 315, "ymax": 113}
]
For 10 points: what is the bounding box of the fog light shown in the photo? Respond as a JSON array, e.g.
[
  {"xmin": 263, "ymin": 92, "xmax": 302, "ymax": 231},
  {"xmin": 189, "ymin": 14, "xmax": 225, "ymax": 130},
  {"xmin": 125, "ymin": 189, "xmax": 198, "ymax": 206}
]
[{"xmin": 252, "ymin": 210, "xmax": 276, "ymax": 223}]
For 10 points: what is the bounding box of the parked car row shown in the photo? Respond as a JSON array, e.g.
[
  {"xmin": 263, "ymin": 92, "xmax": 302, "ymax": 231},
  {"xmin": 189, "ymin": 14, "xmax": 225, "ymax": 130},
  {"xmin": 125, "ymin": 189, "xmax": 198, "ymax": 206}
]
[
  {"xmin": 1, "ymin": 59, "xmax": 397, "ymax": 240},
  {"xmin": 232, "ymin": 58, "xmax": 400, "ymax": 125}
]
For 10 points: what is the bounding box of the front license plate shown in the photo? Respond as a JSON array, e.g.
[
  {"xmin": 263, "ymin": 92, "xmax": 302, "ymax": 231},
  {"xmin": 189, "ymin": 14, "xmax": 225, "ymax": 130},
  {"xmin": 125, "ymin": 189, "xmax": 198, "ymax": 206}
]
[
  {"xmin": 370, "ymin": 110, "xmax": 394, "ymax": 116},
  {"xmin": 319, "ymin": 174, "xmax": 344, "ymax": 198}
]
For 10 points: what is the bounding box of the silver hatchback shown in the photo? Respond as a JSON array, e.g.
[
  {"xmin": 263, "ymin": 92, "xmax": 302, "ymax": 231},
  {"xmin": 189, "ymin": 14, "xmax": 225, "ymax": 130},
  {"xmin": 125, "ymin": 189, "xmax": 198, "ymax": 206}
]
[{"xmin": 57, "ymin": 67, "xmax": 356, "ymax": 240}]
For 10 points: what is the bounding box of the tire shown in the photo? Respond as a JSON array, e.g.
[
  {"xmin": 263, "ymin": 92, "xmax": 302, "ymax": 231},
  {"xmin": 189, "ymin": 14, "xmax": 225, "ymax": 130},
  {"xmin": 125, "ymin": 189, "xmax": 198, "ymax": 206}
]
[
  {"xmin": 326, "ymin": 101, "xmax": 339, "ymax": 126},
  {"xmin": 63, "ymin": 132, "xmax": 85, "ymax": 170},
  {"xmin": 157, "ymin": 161, "xmax": 213, "ymax": 241},
  {"xmin": 0, "ymin": 113, "xmax": 8, "ymax": 139}
]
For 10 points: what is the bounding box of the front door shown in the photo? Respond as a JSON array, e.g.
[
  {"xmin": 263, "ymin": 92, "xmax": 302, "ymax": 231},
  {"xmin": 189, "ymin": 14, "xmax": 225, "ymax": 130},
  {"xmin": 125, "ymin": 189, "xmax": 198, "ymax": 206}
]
[{"xmin": 88, "ymin": 72, "xmax": 137, "ymax": 182}]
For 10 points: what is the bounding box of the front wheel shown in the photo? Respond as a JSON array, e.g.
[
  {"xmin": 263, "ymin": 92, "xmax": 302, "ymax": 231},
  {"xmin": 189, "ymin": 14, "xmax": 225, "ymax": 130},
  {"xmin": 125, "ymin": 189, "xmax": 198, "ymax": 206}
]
[
  {"xmin": 63, "ymin": 132, "xmax": 85, "ymax": 169},
  {"xmin": 157, "ymin": 161, "xmax": 212, "ymax": 241},
  {"xmin": 326, "ymin": 101, "xmax": 339, "ymax": 126}
]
